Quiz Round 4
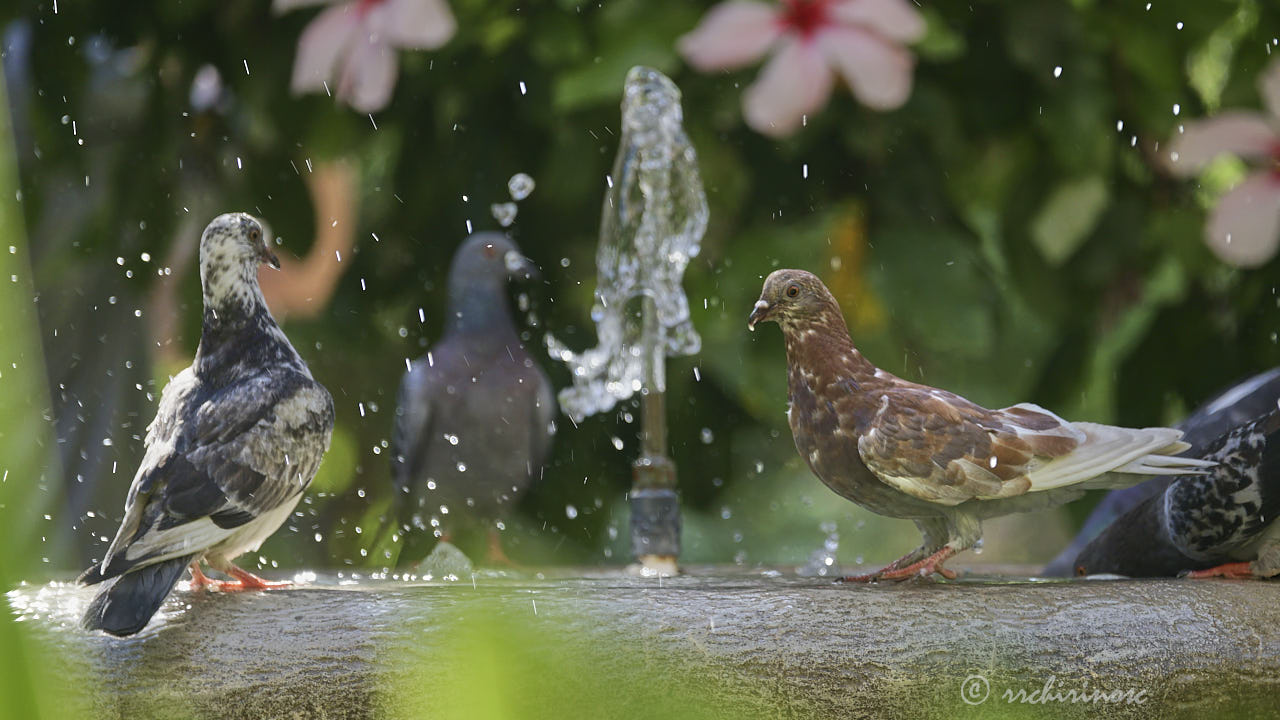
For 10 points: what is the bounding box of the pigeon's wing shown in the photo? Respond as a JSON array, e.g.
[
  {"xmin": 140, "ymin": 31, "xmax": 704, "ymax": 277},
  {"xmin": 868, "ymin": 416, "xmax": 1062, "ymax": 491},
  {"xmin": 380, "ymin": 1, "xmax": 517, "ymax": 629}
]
[
  {"xmin": 858, "ymin": 385, "xmax": 1203, "ymax": 506},
  {"xmin": 391, "ymin": 360, "xmax": 434, "ymax": 495},
  {"xmin": 93, "ymin": 369, "xmax": 333, "ymax": 580},
  {"xmin": 855, "ymin": 389, "xmax": 1085, "ymax": 506},
  {"xmin": 529, "ymin": 367, "xmax": 556, "ymax": 470},
  {"xmin": 1166, "ymin": 410, "xmax": 1280, "ymax": 559}
]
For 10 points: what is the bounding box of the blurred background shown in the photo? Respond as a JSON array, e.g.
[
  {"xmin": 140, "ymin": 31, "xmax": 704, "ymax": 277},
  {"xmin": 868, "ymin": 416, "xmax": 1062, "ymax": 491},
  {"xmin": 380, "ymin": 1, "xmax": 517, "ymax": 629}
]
[{"xmin": 2, "ymin": 0, "xmax": 1280, "ymax": 587}]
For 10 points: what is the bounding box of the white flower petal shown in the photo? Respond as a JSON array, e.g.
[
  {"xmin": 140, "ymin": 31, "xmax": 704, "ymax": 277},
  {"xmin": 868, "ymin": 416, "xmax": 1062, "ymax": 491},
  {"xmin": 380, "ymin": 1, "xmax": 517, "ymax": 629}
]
[
  {"xmin": 337, "ymin": 28, "xmax": 399, "ymax": 113},
  {"xmin": 1168, "ymin": 112, "xmax": 1277, "ymax": 175},
  {"xmin": 678, "ymin": 1, "xmax": 783, "ymax": 72},
  {"xmin": 830, "ymin": 0, "xmax": 925, "ymax": 43},
  {"xmin": 742, "ymin": 39, "xmax": 834, "ymax": 137},
  {"xmin": 1205, "ymin": 172, "xmax": 1280, "ymax": 268},
  {"xmin": 290, "ymin": 4, "xmax": 359, "ymax": 96},
  {"xmin": 376, "ymin": 0, "xmax": 457, "ymax": 50},
  {"xmin": 817, "ymin": 26, "xmax": 915, "ymax": 111}
]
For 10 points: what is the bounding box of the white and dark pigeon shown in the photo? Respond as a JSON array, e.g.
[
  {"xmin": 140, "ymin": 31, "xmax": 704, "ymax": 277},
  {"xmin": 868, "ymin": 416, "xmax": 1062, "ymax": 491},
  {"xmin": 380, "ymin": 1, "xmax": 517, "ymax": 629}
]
[
  {"xmin": 1072, "ymin": 404, "xmax": 1280, "ymax": 579},
  {"xmin": 749, "ymin": 269, "xmax": 1215, "ymax": 581},
  {"xmin": 1044, "ymin": 367, "xmax": 1280, "ymax": 576},
  {"xmin": 79, "ymin": 213, "xmax": 334, "ymax": 636},
  {"xmin": 390, "ymin": 233, "xmax": 554, "ymax": 564}
]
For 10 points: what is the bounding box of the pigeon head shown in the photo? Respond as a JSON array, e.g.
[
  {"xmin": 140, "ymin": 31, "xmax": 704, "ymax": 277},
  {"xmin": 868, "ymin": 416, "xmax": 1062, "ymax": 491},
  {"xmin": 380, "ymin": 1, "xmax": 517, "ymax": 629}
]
[
  {"xmin": 445, "ymin": 233, "xmax": 540, "ymax": 337},
  {"xmin": 199, "ymin": 212, "xmax": 280, "ymax": 311},
  {"xmin": 450, "ymin": 233, "xmax": 540, "ymax": 287},
  {"xmin": 748, "ymin": 269, "xmax": 841, "ymax": 332}
]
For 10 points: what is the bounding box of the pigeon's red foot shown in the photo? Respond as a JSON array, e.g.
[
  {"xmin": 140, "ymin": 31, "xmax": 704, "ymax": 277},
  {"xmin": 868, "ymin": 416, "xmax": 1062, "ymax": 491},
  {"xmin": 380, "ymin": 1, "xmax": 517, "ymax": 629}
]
[
  {"xmin": 1183, "ymin": 562, "xmax": 1256, "ymax": 580},
  {"xmin": 188, "ymin": 563, "xmax": 221, "ymax": 591},
  {"xmin": 219, "ymin": 564, "xmax": 291, "ymax": 591},
  {"xmin": 837, "ymin": 548, "xmax": 926, "ymax": 582},
  {"xmin": 841, "ymin": 547, "xmax": 959, "ymax": 582}
]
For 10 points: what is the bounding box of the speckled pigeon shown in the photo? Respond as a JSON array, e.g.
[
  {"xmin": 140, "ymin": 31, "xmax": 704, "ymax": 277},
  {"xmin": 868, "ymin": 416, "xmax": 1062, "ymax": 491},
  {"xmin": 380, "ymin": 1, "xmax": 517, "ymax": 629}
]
[
  {"xmin": 1044, "ymin": 367, "xmax": 1280, "ymax": 576},
  {"xmin": 1072, "ymin": 406, "xmax": 1280, "ymax": 579},
  {"xmin": 79, "ymin": 213, "xmax": 334, "ymax": 636},
  {"xmin": 390, "ymin": 233, "xmax": 554, "ymax": 564},
  {"xmin": 748, "ymin": 269, "xmax": 1214, "ymax": 581}
]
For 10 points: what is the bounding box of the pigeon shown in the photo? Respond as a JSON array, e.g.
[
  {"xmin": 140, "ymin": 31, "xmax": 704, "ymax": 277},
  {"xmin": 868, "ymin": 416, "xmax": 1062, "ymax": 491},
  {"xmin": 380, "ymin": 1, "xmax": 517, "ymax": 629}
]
[
  {"xmin": 79, "ymin": 213, "xmax": 334, "ymax": 636},
  {"xmin": 748, "ymin": 269, "xmax": 1214, "ymax": 581},
  {"xmin": 390, "ymin": 233, "xmax": 554, "ymax": 564},
  {"xmin": 1043, "ymin": 367, "xmax": 1280, "ymax": 576},
  {"xmin": 1072, "ymin": 408, "xmax": 1280, "ymax": 579}
]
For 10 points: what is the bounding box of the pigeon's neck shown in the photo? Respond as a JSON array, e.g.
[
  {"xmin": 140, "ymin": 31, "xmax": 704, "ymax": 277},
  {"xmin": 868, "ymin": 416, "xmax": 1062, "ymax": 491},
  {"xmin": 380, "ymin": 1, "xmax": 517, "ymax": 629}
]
[
  {"xmin": 200, "ymin": 258, "xmax": 271, "ymax": 321},
  {"xmin": 443, "ymin": 277, "xmax": 520, "ymax": 344},
  {"xmin": 782, "ymin": 310, "xmax": 879, "ymax": 384},
  {"xmin": 196, "ymin": 266, "xmax": 302, "ymax": 380}
]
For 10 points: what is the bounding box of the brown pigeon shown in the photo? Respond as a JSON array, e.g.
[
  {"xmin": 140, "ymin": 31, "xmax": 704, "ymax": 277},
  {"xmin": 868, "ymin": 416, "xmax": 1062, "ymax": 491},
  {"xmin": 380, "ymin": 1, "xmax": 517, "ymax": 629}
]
[{"xmin": 748, "ymin": 269, "xmax": 1214, "ymax": 581}]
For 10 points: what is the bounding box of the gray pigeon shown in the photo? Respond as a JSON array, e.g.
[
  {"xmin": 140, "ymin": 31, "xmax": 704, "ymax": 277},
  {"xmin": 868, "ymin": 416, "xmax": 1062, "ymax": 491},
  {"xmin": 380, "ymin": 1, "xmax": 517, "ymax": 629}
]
[
  {"xmin": 1043, "ymin": 367, "xmax": 1280, "ymax": 576},
  {"xmin": 79, "ymin": 213, "xmax": 334, "ymax": 636},
  {"xmin": 390, "ymin": 233, "xmax": 554, "ymax": 564},
  {"xmin": 1072, "ymin": 408, "xmax": 1280, "ymax": 579}
]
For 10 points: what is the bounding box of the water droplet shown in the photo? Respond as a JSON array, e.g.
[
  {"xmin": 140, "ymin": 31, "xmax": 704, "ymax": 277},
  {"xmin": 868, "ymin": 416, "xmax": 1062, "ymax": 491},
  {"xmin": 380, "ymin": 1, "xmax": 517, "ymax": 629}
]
[
  {"xmin": 456, "ymin": 462, "xmax": 467, "ymax": 472},
  {"xmin": 508, "ymin": 173, "xmax": 535, "ymax": 201},
  {"xmin": 491, "ymin": 202, "xmax": 518, "ymax": 227},
  {"xmin": 1053, "ymin": 66, "xmax": 1062, "ymax": 78},
  {"xmin": 611, "ymin": 436, "xmax": 624, "ymax": 450},
  {"xmin": 700, "ymin": 428, "xmax": 714, "ymax": 444},
  {"xmin": 565, "ymin": 504, "xmax": 578, "ymax": 519}
]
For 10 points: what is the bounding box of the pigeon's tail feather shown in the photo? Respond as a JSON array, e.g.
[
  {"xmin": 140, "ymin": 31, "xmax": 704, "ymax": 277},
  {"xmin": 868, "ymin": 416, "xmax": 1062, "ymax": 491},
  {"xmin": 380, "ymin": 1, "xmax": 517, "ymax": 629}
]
[
  {"xmin": 81, "ymin": 554, "xmax": 194, "ymax": 636},
  {"xmin": 1028, "ymin": 425, "xmax": 1210, "ymax": 492}
]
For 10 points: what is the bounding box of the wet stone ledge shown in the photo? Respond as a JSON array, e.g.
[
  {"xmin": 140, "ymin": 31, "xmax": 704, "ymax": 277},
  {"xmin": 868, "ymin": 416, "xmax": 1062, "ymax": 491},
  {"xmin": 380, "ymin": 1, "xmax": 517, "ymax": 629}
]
[{"xmin": 9, "ymin": 565, "xmax": 1280, "ymax": 719}]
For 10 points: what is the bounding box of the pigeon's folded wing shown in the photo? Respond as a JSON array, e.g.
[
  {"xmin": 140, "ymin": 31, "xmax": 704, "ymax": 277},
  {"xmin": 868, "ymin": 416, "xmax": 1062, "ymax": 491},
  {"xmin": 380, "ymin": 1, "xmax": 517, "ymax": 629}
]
[
  {"xmin": 1166, "ymin": 410, "xmax": 1280, "ymax": 559},
  {"xmin": 391, "ymin": 362, "xmax": 434, "ymax": 494},
  {"xmin": 94, "ymin": 370, "xmax": 332, "ymax": 580},
  {"xmin": 855, "ymin": 390, "xmax": 1083, "ymax": 506},
  {"xmin": 530, "ymin": 372, "xmax": 556, "ymax": 470}
]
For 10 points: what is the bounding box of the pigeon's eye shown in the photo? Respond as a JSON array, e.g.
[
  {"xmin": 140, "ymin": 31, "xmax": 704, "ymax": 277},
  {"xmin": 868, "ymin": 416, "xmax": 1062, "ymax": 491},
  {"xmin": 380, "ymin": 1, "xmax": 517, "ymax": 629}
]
[
  {"xmin": 483, "ymin": 244, "xmax": 497, "ymax": 259},
  {"xmin": 1075, "ymin": 566, "xmax": 1087, "ymax": 577},
  {"xmin": 248, "ymin": 227, "xmax": 262, "ymax": 243},
  {"xmin": 785, "ymin": 285, "xmax": 800, "ymax": 298}
]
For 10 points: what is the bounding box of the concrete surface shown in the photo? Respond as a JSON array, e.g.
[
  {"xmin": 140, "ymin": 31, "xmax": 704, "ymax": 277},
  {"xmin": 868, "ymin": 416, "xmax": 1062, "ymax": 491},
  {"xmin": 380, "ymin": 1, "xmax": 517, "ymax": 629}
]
[{"xmin": 8, "ymin": 565, "xmax": 1280, "ymax": 719}]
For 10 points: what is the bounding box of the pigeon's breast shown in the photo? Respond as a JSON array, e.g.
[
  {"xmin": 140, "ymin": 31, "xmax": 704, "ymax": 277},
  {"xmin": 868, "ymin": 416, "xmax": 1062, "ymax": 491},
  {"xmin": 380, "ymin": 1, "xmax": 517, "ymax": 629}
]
[
  {"xmin": 788, "ymin": 369, "xmax": 939, "ymax": 520},
  {"xmin": 419, "ymin": 355, "xmax": 546, "ymax": 517}
]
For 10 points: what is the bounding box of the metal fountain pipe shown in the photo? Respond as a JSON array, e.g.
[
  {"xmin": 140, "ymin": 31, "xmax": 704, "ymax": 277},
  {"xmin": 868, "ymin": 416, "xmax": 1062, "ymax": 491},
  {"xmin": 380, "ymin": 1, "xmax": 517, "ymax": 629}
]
[{"xmin": 546, "ymin": 66, "xmax": 708, "ymax": 572}]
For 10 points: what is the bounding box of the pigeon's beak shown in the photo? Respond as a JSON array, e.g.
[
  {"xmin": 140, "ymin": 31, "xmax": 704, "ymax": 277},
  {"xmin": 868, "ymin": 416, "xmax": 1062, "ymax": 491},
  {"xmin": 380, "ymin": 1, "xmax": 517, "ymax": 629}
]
[
  {"xmin": 505, "ymin": 250, "xmax": 540, "ymax": 282},
  {"xmin": 260, "ymin": 245, "xmax": 282, "ymax": 271},
  {"xmin": 747, "ymin": 299, "xmax": 771, "ymax": 332}
]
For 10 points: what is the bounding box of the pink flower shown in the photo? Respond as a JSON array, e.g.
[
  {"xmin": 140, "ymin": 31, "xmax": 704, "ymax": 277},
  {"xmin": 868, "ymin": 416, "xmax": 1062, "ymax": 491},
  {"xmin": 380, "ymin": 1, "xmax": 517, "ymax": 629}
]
[
  {"xmin": 677, "ymin": 0, "xmax": 925, "ymax": 137},
  {"xmin": 1167, "ymin": 60, "xmax": 1280, "ymax": 268},
  {"xmin": 275, "ymin": 0, "xmax": 456, "ymax": 114}
]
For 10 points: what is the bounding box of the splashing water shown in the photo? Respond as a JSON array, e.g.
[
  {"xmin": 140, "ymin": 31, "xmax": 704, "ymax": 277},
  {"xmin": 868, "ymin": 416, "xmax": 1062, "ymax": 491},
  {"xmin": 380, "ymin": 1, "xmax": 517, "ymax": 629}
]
[
  {"xmin": 796, "ymin": 522, "xmax": 841, "ymax": 577},
  {"xmin": 508, "ymin": 173, "xmax": 536, "ymax": 201},
  {"xmin": 547, "ymin": 67, "xmax": 708, "ymax": 422},
  {"xmin": 491, "ymin": 202, "xmax": 518, "ymax": 227}
]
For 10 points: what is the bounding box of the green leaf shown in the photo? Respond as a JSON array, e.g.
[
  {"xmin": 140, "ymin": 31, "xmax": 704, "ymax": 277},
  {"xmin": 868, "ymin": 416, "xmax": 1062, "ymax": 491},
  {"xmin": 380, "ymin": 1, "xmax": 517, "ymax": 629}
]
[
  {"xmin": 868, "ymin": 226, "xmax": 995, "ymax": 360},
  {"xmin": 1031, "ymin": 175, "xmax": 1109, "ymax": 266},
  {"xmin": 915, "ymin": 7, "xmax": 967, "ymax": 62}
]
